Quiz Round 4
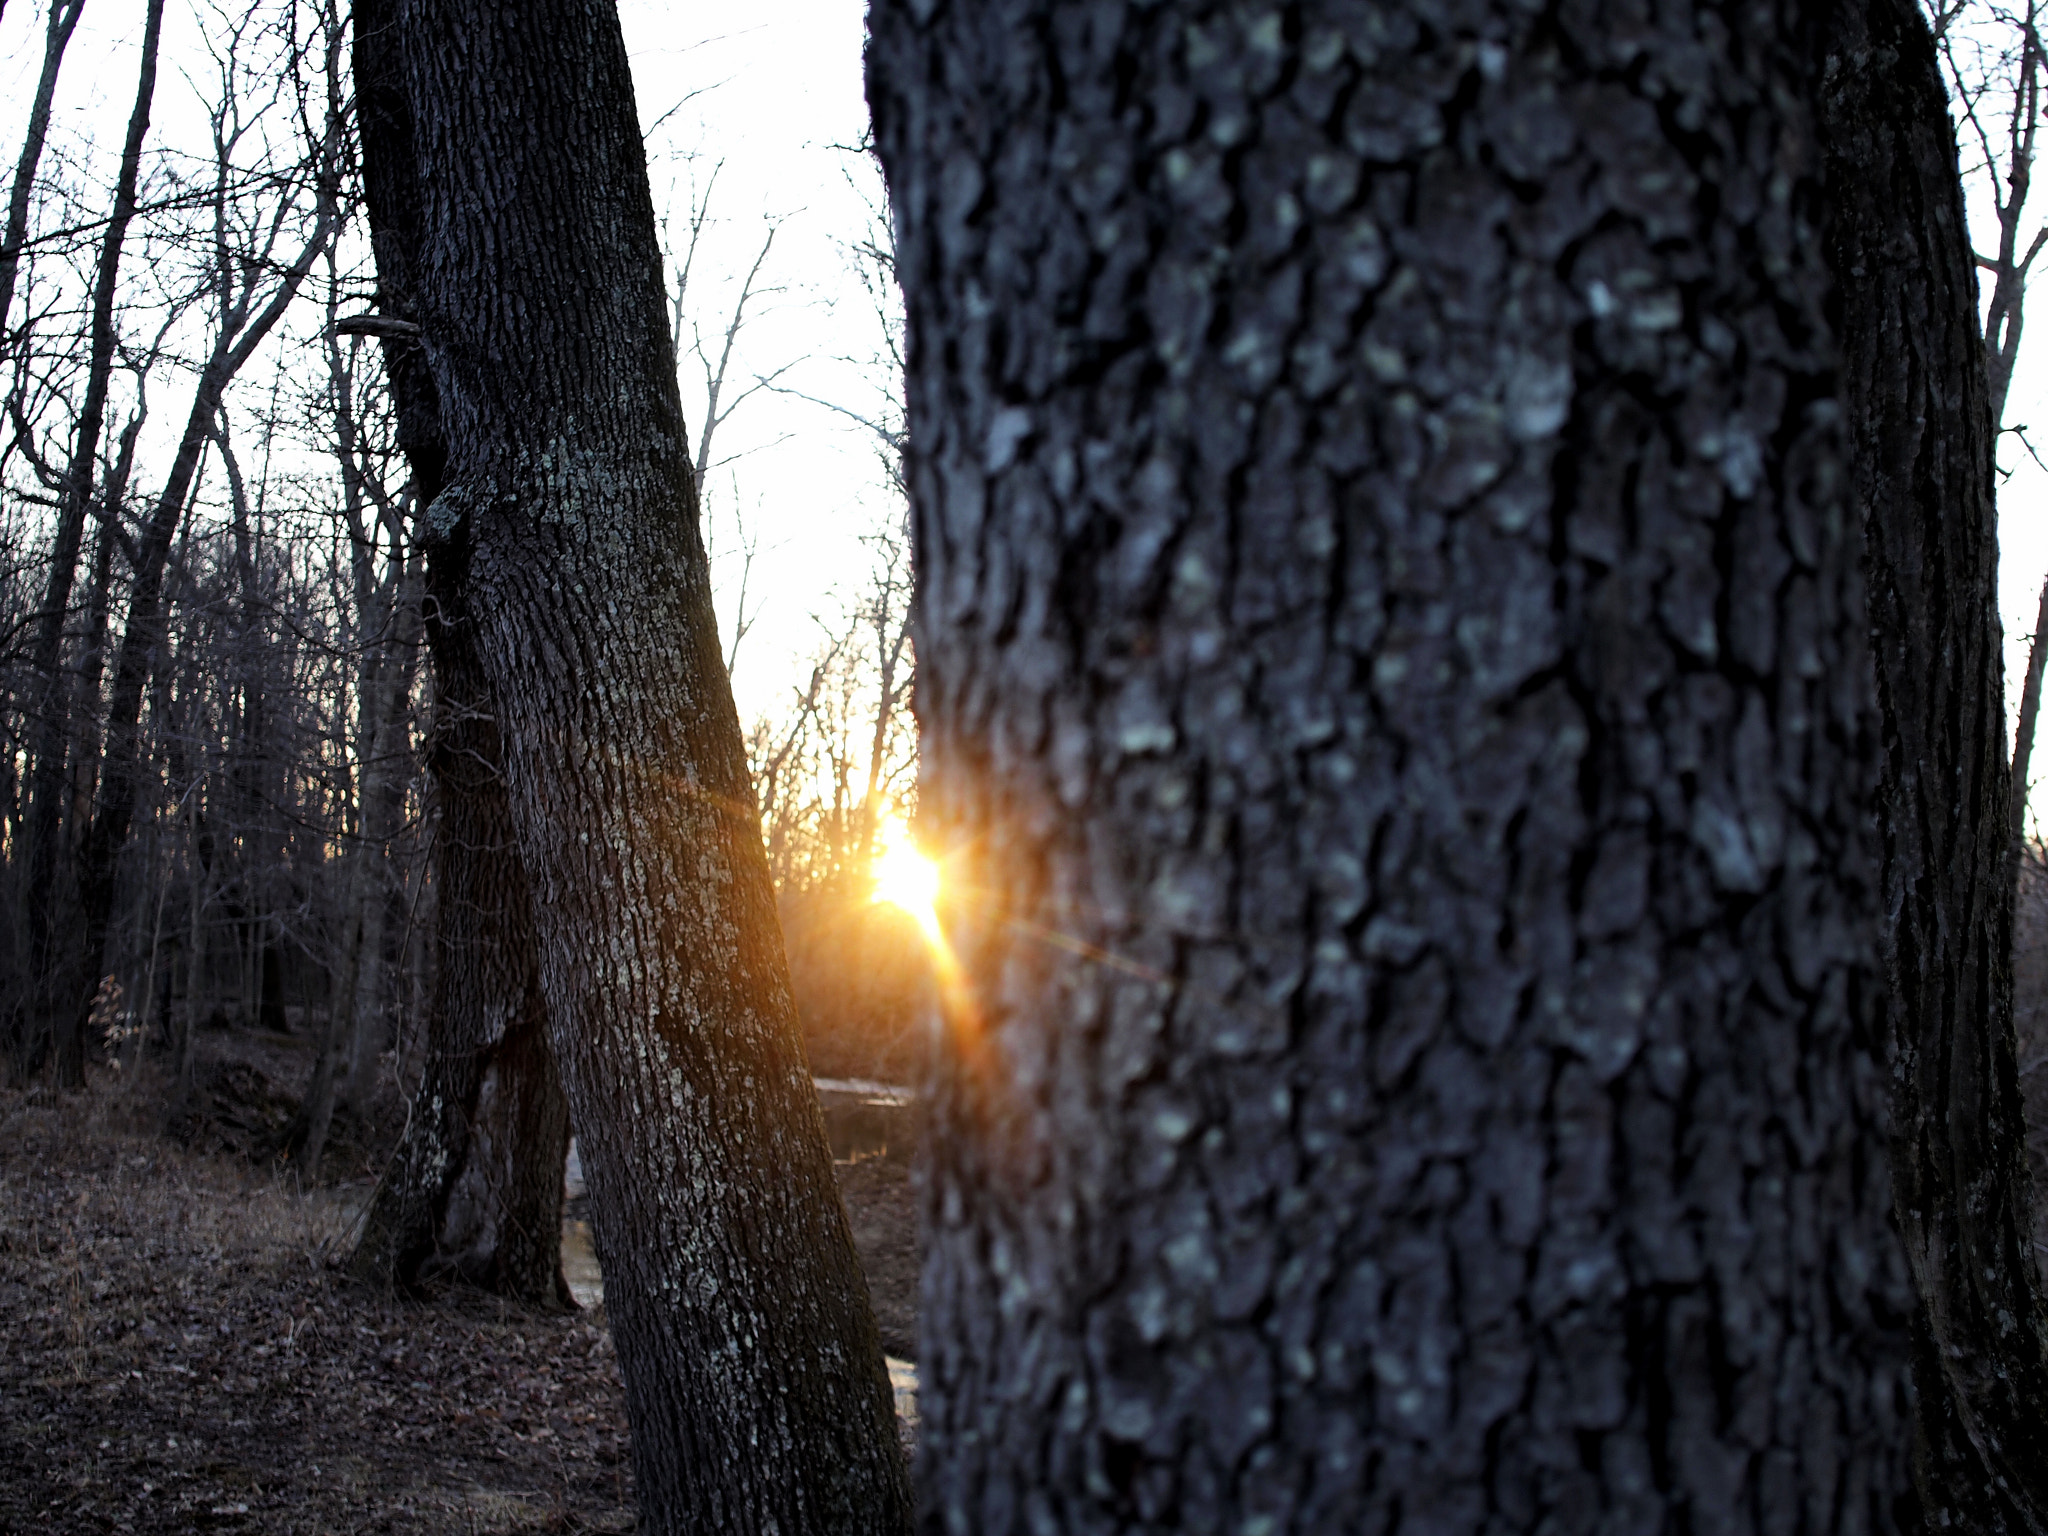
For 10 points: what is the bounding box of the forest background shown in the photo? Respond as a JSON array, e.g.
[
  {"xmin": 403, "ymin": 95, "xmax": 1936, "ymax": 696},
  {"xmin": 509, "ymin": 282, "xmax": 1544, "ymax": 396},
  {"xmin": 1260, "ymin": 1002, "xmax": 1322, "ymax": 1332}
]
[
  {"xmin": 0, "ymin": 0, "xmax": 934, "ymax": 1097},
  {"xmin": 11, "ymin": 0, "xmax": 2048, "ymax": 1097},
  {"xmin": 6, "ymin": 0, "xmax": 2048, "ymax": 1529}
]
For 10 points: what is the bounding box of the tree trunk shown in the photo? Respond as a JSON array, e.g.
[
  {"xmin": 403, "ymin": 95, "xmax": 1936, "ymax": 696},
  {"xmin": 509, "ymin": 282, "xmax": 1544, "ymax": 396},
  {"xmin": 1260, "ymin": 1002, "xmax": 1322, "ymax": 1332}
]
[
  {"xmin": 348, "ymin": 576, "xmax": 570, "ymax": 1302},
  {"xmin": 290, "ymin": 558, "xmax": 419, "ymax": 1174},
  {"xmin": 1820, "ymin": 0, "xmax": 2048, "ymax": 1522},
  {"xmin": 346, "ymin": 0, "xmax": 570, "ymax": 1310},
  {"xmin": 870, "ymin": 0, "xmax": 1918, "ymax": 1529},
  {"xmin": 175, "ymin": 819, "xmax": 206, "ymax": 1102},
  {"xmin": 0, "ymin": 0, "xmax": 86, "ymax": 344},
  {"xmin": 341, "ymin": 764, "xmax": 408, "ymax": 1112},
  {"xmin": 20, "ymin": 0, "xmax": 163, "ymax": 1088},
  {"xmin": 347, "ymin": 551, "xmax": 572, "ymax": 1307},
  {"xmin": 293, "ymin": 832, "xmax": 368, "ymax": 1173},
  {"xmin": 372, "ymin": 0, "xmax": 911, "ymax": 1527},
  {"xmin": 2010, "ymin": 576, "xmax": 2048, "ymax": 868}
]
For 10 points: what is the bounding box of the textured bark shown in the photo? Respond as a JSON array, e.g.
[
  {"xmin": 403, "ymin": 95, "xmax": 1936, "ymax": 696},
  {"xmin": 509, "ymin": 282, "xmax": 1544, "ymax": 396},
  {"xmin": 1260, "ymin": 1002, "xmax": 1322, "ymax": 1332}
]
[
  {"xmin": 346, "ymin": 0, "xmax": 568, "ymax": 1310},
  {"xmin": 365, "ymin": 3, "xmax": 910, "ymax": 1525},
  {"xmin": 1820, "ymin": 0, "xmax": 2048, "ymax": 1524},
  {"xmin": 870, "ymin": 0, "xmax": 1917, "ymax": 1530},
  {"xmin": 346, "ymin": 559, "xmax": 570, "ymax": 1308}
]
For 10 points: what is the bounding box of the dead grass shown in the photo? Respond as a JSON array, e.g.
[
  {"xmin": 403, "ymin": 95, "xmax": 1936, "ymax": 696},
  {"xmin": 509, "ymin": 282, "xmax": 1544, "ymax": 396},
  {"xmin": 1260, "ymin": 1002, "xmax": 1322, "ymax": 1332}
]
[{"xmin": 0, "ymin": 1073, "xmax": 634, "ymax": 1535}]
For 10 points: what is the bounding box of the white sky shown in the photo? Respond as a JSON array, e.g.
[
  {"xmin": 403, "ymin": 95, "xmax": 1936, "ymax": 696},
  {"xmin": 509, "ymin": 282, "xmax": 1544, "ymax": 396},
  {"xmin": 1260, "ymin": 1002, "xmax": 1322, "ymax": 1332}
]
[
  {"xmin": 1990, "ymin": 291, "xmax": 2048, "ymax": 839},
  {"xmin": 617, "ymin": 0, "xmax": 901, "ymax": 727},
  {"xmin": 8, "ymin": 0, "xmax": 2048, "ymax": 819},
  {"xmin": 0, "ymin": 0, "xmax": 898, "ymax": 730}
]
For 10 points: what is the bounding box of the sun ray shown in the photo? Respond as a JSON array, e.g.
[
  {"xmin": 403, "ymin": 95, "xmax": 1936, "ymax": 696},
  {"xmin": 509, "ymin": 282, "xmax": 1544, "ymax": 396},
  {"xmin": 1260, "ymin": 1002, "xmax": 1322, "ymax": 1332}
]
[{"xmin": 872, "ymin": 817, "xmax": 942, "ymax": 941}]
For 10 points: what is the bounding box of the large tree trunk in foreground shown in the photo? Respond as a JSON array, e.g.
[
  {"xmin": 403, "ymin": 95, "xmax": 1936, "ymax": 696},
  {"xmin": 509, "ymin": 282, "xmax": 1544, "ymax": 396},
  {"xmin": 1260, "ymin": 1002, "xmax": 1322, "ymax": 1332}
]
[
  {"xmin": 377, "ymin": 0, "xmax": 910, "ymax": 1527},
  {"xmin": 1821, "ymin": 0, "xmax": 2048, "ymax": 1522},
  {"xmin": 871, "ymin": 0, "xmax": 1916, "ymax": 1529}
]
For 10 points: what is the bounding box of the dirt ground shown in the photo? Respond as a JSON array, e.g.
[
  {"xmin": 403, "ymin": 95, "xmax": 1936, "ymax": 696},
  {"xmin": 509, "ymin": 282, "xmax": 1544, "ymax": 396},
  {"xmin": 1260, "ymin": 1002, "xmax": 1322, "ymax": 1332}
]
[{"xmin": 0, "ymin": 1055, "xmax": 920, "ymax": 1535}]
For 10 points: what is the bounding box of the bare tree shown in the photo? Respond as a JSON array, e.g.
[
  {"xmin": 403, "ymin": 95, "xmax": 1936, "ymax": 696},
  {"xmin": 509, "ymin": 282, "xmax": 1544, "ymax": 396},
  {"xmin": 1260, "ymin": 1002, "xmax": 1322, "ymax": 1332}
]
[
  {"xmin": 0, "ymin": 0, "xmax": 88, "ymax": 347},
  {"xmin": 342, "ymin": 0, "xmax": 571, "ymax": 1305},
  {"xmin": 360, "ymin": 0, "xmax": 911, "ymax": 1524},
  {"xmin": 1933, "ymin": 0, "xmax": 2048, "ymax": 862},
  {"xmin": 664, "ymin": 180, "xmax": 797, "ymax": 674},
  {"xmin": 17, "ymin": 0, "xmax": 164, "ymax": 1085},
  {"xmin": 64, "ymin": 0, "xmax": 346, "ymax": 1086}
]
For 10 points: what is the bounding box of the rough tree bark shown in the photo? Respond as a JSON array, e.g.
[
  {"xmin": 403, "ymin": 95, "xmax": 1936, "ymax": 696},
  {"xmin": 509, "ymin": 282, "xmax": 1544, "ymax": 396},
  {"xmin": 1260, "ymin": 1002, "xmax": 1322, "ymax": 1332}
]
[
  {"xmin": 870, "ymin": 0, "xmax": 1918, "ymax": 1529},
  {"xmin": 345, "ymin": 539, "xmax": 571, "ymax": 1307},
  {"xmin": 365, "ymin": 9, "xmax": 910, "ymax": 1527},
  {"xmin": 1820, "ymin": 0, "xmax": 2048, "ymax": 1522},
  {"xmin": 344, "ymin": 0, "xmax": 570, "ymax": 1308}
]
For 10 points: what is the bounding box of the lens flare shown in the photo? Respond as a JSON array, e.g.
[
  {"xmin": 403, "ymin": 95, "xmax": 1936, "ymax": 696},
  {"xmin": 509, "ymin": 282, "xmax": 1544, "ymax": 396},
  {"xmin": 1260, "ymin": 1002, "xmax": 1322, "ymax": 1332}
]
[{"xmin": 872, "ymin": 820, "xmax": 942, "ymax": 940}]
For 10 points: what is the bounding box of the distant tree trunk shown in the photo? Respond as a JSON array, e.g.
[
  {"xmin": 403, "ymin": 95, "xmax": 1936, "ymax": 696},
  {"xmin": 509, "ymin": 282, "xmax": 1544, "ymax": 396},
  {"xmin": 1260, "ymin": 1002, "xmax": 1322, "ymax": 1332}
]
[
  {"xmin": 175, "ymin": 812, "xmax": 208, "ymax": 1100},
  {"xmin": 291, "ymin": 594, "xmax": 416, "ymax": 1175},
  {"xmin": 341, "ymin": 709, "xmax": 413, "ymax": 1113},
  {"xmin": 20, "ymin": 0, "xmax": 162, "ymax": 1088},
  {"xmin": 0, "ymin": 0, "xmax": 87, "ymax": 342},
  {"xmin": 373, "ymin": 0, "xmax": 911, "ymax": 1526},
  {"xmin": 871, "ymin": 0, "xmax": 1917, "ymax": 1529},
  {"xmin": 255, "ymin": 940, "xmax": 286, "ymax": 1033},
  {"xmin": 160, "ymin": 691, "xmax": 213, "ymax": 1103},
  {"xmin": 1821, "ymin": 0, "xmax": 2048, "ymax": 1521}
]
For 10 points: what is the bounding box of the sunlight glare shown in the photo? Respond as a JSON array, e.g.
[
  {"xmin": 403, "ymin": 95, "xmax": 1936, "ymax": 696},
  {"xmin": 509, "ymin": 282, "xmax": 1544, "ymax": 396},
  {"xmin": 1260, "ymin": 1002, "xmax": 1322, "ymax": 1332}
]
[{"xmin": 872, "ymin": 819, "xmax": 942, "ymax": 939}]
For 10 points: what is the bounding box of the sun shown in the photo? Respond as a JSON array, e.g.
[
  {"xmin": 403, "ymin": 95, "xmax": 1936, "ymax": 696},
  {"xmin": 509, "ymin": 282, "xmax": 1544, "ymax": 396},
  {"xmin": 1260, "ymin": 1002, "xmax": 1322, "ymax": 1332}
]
[{"xmin": 872, "ymin": 819, "xmax": 941, "ymax": 939}]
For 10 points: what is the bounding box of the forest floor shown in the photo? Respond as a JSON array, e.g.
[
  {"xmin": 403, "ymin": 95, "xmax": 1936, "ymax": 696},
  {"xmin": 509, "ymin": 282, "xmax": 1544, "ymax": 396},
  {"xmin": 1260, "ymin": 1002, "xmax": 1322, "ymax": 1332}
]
[{"xmin": 0, "ymin": 1040, "xmax": 920, "ymax": 1535}]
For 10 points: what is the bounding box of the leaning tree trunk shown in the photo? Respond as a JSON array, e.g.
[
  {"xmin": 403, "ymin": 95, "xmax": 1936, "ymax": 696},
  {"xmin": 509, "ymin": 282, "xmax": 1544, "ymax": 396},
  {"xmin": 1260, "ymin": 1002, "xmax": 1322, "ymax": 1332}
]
[
  {"xmin": 344, "ymin": 0, "xmax": 571, "ymax": 1310},
  {"xmin": 1820, "ymin": 0, "xmax": 2048, "ymax": 1522},
  {"xmin": 870, "ymin": 0, "xmax": 1918, "ymax": 1529},
  {"xmin": 368, "ymin": 4, "xmax": 909, "ymax": 1525}
]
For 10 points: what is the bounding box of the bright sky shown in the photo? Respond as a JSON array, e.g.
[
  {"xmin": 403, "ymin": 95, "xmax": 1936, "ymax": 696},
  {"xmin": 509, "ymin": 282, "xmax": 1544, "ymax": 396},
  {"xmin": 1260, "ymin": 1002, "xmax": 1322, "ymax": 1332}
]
[
  {"xmin": 8, "ymin": 0, "xmax": 2048, "ymax": 815},
  {"xmin": 616, "ymin": 0, "xmax": 900, "ymax": 727},
  {"xmin": 0, "ymin": 0, "xmax": 898, "ymax": 731},
  {"xmin": 1993, "ymin": 302, "xmax": 2048, "ymax": 838}
]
